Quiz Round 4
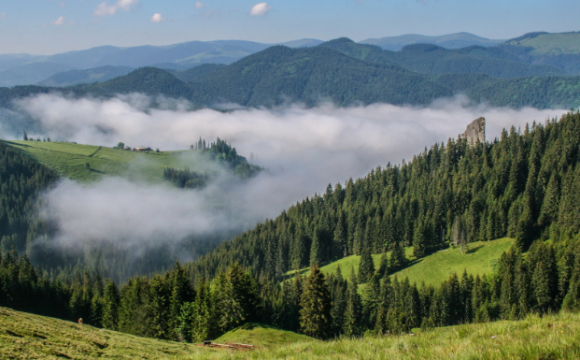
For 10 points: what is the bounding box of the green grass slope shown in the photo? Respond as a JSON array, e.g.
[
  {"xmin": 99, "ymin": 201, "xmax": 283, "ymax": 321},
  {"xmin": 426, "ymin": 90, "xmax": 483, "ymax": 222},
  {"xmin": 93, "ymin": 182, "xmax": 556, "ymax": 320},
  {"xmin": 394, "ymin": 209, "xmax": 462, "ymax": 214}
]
[
  {"xmin": 505, "ymin": 32, "xmax": 580, "ymax": 55},
  {"xmin": 247, "ymin": 312, "xmax": 580, "ymax": 360},
  {"xmin": 289, "ymin": 238, "xmax": 514, "ymax": 287},
  {"xmin": 394, "ymin": 238, "xmax": 514, "ymax": 286},
  {"xmin": 3, "ymin": 140, "xmax": 210, "ymax": 183},
  {"xmin": 0, "ymin": 308, "xmax": 580, "ymax": 360},
  {"xmin": 0, "ymin": 306, "xmax": 207, "ymax": 359},
  {"xmin": 214, "ymin": 323, "xmax": 312, "ymax": 347},
  {"xmin": 4, "ymin": 305, "xmax": 579, "ymax": 359}
]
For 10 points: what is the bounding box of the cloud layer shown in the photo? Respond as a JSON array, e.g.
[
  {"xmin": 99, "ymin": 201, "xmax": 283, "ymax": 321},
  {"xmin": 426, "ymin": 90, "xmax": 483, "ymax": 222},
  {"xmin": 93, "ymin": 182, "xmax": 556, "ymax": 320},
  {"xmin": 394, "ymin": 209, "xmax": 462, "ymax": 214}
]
[{"xmin": 10, "ymin": 94, "xmax": 566, "ymax": 270}]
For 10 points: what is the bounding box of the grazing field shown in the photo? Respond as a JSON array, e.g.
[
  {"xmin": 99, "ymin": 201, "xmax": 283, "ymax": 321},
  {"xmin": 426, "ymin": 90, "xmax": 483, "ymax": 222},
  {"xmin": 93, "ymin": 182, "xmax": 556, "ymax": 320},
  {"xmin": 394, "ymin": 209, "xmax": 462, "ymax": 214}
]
[
  {"xmin": 393, "ymin": 237, "xmax": 514, "ymax": 286},
  {"xmin": 506, "ymin": 32, "xmax": 580, "ymax": 55},
  {"xmin": 287, "ymin": 238, "xmax": 514, "ymax": 288},
  {"xmin": 2, "ymin": 306, "xmax": 579, "ymax": 359},
  {"xmin": 0, "ymin": 306, "xmax": 205, "ymax": 359},
  {"xmin": 214, "ymin": 323, "xmax": 312, "ymax": 347},
  {"xmin": 3, "ymin": 140, "xmax": 214, "ymax": 182}
]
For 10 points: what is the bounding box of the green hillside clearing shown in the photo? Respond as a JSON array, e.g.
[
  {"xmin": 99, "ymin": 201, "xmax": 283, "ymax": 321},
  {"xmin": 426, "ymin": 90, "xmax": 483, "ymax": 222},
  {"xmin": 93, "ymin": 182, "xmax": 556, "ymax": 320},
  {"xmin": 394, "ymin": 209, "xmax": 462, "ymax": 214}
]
[
  {"xmin": 393, "ymin": 237, "xmax": 514, "ymax": 286},
  {"xmin": 3, "ymin": 140, "xmax": 217, "ymax": 182},
  {"xmin": 506, "ymin": 32, "xmax": 580, "ymax": 55},
  {"xmin": 288, "ymin": 238, "xmax": 514, "ymax": 288},
  {"xmin": 214, "ymin": 323, "xmax": 312, "ymax": 347}
]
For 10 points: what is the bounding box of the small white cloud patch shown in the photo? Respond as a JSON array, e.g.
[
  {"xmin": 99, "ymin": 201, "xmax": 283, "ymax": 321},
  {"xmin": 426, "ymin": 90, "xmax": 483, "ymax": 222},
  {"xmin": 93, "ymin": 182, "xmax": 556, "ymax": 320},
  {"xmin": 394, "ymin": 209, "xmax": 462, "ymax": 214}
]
[
  {"xmin": 151, "ymin": 13, "xmax": 165, "ymax": 22},
  {"xmin": 94, "ymin": 0, "xmax": 138, "ymax": 17},
  {"xmin": 250, "ymin": 2, "xmax": 271, "ymax": 16},
  {"xmin": 52, "ymin": 16, "xmax": 65, "ymax": 26},
  {"xmin": 195, "ymin": 1, "xmax": 206, "ymax": 8}
]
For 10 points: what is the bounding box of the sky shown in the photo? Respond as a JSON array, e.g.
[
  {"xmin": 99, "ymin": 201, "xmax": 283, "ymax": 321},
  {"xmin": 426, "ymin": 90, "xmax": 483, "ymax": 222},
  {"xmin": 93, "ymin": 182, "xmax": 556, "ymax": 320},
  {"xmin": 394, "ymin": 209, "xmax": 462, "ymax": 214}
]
[{"xmin": 0, "ymin": 0, "xmax": 578, "ymax": 55}]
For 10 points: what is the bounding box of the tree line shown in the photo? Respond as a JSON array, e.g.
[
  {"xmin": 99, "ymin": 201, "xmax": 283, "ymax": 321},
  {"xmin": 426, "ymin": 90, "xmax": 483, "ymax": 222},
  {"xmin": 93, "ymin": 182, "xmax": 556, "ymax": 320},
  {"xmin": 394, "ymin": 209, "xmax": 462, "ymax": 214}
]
[
  {"xmin": 2, "ymin": 232, "xmax": 580, "ymax": 341},
  {"xmin": 3, "ymin": 111, "xmax": 580, "ymax": 342}
]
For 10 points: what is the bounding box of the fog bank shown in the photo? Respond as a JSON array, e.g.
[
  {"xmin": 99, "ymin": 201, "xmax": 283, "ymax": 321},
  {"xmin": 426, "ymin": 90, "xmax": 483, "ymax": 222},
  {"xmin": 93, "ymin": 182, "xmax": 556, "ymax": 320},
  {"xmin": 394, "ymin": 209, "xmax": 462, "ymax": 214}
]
[{"xmin": 10, "ymin": 94, "xmax": 566, "ymax": 269}]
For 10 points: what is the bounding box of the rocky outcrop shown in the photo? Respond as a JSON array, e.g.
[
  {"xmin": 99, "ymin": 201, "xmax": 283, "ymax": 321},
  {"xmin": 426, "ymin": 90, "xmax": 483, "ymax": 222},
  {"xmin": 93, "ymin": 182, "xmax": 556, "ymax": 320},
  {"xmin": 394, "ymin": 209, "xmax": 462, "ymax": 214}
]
[{"xmin": 463, "ymin": 117, "xmax": 485, "ymax": 144}]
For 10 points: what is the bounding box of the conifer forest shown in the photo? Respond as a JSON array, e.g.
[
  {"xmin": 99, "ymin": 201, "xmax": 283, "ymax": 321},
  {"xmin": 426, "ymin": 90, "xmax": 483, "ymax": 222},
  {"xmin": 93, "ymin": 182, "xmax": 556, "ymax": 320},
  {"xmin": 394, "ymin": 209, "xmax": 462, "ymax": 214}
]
[{"xmin": 2, "ymin": 110, "xmax": 580, "ymax": 342}]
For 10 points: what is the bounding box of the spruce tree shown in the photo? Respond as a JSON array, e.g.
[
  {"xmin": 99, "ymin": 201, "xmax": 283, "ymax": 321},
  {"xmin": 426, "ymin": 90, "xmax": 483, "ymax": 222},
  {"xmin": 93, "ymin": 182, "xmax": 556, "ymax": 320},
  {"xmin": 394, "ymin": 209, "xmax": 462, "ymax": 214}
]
[
  {"xmin": 101, "ymin": 280, "xmax": 120, "ymax": 330},
  {"xmin": 299, "ymin": 265, "xmax": 331, "ymax": 339},
  {"xmin": 389, "ymin": 242, "xmax": 408, "ymax": 273},
  {"xmin": 342, "ymin": 268, "xmax": 362, "ymax": 337},
  {"xmin": 358, "ymin": 246, "xmax": 375, "ymax": 283}
]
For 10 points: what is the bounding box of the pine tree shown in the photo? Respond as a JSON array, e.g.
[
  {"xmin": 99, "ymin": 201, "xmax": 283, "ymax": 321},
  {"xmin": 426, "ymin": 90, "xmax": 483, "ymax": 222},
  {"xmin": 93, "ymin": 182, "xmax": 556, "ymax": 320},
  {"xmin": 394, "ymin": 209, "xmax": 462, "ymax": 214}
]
[
  {"xmin": 329, "ymin": 266, "xmax": 347, "ymax": 336},
  {"xmin": 168, "ymin": 262, "xmax": 193, "ymax": 340},
  {"xmin": 358, "ymin": 246, "xmax": 375, "ymax": 283},
  {"xmin": 101, "ymin": 280, "xmax": 120, "ymax": 330},
  {"xmin": 389, "ymin": 242, "xmax": 408, "ymax": 273},
  {"xmin": 310, "ymin": 230, "xmax": 323, "ymax": 266},
  {"xmin": 376, "ymin": 251, "xmax": 388, "ymax": 278},
  {"xmin": 299, "ymin": 265, "xmax": 331, "ymax": 339},
  {"xmin": 342, "ymin": 268, "xmax": 362, "ymax": 337}
]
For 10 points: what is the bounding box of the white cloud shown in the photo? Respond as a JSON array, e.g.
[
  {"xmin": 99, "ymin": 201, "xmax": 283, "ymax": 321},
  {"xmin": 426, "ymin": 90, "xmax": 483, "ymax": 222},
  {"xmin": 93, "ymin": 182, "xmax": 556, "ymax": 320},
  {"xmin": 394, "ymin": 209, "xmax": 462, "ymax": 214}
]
[
  {"xmin": 250, "ymin": 2, "xmax": 271, "ymax": 16},
  {"xmin": 51, "ymin": 16, "xmax": 65, "ymax": 26},
  {"xmin": 13, "ymin": 94, "xmax": 566, "ymax": 276},
  {"xmin": 94, "ymin": 0, "xmax": 138, "ymax": 17},
  {"xmin": 195, "ymin": 1, "xmax": 206, "ymax": 8},
  {"xmin": 150, "ymin": 13, "xmax": 165, "ymax": 23}
]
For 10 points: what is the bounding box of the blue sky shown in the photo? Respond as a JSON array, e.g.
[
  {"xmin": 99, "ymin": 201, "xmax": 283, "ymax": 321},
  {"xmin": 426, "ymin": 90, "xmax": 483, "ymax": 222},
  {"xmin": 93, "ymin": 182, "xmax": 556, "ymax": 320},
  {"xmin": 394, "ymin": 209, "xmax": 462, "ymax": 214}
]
[{"xmin": 0, "ymin": 0, "xmax": 578, "ymax": 55}]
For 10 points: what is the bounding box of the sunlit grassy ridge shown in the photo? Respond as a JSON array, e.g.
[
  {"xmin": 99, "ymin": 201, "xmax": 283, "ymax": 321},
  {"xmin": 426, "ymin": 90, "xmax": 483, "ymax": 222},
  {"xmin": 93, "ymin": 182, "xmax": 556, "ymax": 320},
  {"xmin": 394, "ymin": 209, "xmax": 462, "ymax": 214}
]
[
  {"xmin": 0, "ymin": 306, "xmax": 205, "ymax": 359},
  {"xmin": 393, "ymin": 237, "xmax": 514, "ymax": 286},
  {"xmin": 288, "ymin": 238, "xmax": 514, "ymax": 288},
  {"xmin": 215, "ymin": 323, "xmax": 312, "ymax": 347},
  {"xmin": 2, "ymin": 306, "xmax": 579, "ymax": 359},
  {"xmin": 506, "ymin": 33, "xmax": 580, "ymax": 55},
  {"xmin": 3, "ymin": 140, "xmax": 211, "ymax": 182}
]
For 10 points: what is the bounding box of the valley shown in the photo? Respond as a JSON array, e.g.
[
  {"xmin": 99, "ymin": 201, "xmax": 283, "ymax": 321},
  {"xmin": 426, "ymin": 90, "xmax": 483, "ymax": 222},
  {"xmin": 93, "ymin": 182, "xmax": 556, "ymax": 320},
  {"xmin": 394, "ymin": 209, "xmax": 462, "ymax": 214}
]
[{"xmin": 0, "ymin": 15, "xmax": 579, "ymax": 359}]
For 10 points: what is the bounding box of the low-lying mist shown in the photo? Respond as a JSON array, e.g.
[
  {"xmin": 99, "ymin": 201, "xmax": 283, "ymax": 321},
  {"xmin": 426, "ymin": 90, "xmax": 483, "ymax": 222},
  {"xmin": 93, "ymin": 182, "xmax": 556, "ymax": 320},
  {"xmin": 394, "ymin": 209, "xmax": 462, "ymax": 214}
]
[{"xmin": 9, "ymin": 94, "xmax": 566, "ymax": 279}]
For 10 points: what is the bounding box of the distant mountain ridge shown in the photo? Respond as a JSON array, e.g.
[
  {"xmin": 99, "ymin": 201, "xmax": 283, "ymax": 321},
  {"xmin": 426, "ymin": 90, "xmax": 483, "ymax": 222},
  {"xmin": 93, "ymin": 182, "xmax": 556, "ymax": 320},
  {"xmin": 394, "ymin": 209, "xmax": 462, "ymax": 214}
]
[
  {"xmin": 1, "ymin": 31, "xmax": 580, "ymax": 87},
  {"xmin": 360, "ymin": 32, "xmax": 504, "ymax": 51},
  {"xmin": 1, "ymin": 42, "xmax": 579, "ymax": 116}
]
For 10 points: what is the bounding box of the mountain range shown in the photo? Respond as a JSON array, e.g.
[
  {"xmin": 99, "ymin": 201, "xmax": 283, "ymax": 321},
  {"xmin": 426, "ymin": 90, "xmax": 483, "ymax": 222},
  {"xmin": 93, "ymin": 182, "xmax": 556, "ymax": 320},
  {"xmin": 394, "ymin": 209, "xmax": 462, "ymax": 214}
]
[
  {"xmin": 1, "ymin": 34, "xmax": 579, "ymax": 115},
  {"xmin": 5, "ymin": 31, "xmax": 580, "ymax": 88}
]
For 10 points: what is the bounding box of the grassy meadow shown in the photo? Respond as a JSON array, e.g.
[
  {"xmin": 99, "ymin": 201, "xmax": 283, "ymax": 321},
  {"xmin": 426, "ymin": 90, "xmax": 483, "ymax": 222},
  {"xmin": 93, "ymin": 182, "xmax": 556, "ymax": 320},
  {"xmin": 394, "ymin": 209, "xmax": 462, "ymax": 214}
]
[
  {"xmin": 214, "ymin": 323, "xmax": 312, "ymax": 347},
  {"xmin": 2, "ymin": 305, "xmax": 579, "ymax": 359},
  {"xmin": 394, "ymin": 237, "xmax": 514, "ymax": 286},
  {"xmin": 506, "ymin": 32, "xmax": 580, "ymax": 55},
  {"xmin": 3, "ymin": 140, "xmax": 214, "ymax": 183},
  {"xmin": 287, "ymin": 238, "xmax": 514, "ymax": 288}
]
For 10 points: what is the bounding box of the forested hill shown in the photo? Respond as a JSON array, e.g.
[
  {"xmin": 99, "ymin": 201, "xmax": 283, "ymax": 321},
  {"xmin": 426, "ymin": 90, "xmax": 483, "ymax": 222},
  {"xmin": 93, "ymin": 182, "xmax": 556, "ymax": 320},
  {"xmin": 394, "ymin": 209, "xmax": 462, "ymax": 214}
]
[
  {"xmin": 185, "ymin": 111, "xmax": 580, "ymax": 283},
  {"xmin": 2, "ymin": 42, "xmax": 580, "ymax": 109},
  {"xmin": 0, "ymin": 141, "xmax": 58, "ymax": 253},
  {"xmin": 4, "ymin": 113, "xmax": 580, "ymax": 344},
  {"xmin": 184, "ymin": 45, "xmax": 451, "ymax": 107},
  {"xmin": 320, "ymin": 38, "xmax": 566, "ymax": 79}
]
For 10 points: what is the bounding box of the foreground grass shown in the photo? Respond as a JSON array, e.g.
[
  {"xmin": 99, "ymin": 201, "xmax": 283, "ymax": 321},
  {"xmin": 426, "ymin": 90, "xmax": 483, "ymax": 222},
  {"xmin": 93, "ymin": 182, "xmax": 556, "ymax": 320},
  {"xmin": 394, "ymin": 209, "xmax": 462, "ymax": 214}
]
[
  {"xmin": 4, "ymin": 140, "xmax": 208, "ymax": 182},
  {"xmin": 0, "ymin": 307, "xmax": 208, "ymax": 359},
  {"xmin": 2, "ymin": 306, "xmax": 579, "ymax": 359},
  {"xmin": 215, "ymin": 323, "xmax": 312, "ymax": 347}
]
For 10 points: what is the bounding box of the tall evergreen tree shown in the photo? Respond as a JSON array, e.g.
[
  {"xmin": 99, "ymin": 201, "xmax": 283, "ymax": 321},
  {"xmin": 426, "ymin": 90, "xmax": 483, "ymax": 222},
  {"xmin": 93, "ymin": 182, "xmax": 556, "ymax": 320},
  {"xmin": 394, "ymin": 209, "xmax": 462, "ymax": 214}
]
[
  {"xmin": 358, "ymin": 246, "xmax": 375, "ymax": 283},
  {"xmin": 342, "ymin": 268, "xmax": 363, "ymax": 337},
  {"xmin": 299, "ymin": 265, "xmax": 331, "ymax": 339}
]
